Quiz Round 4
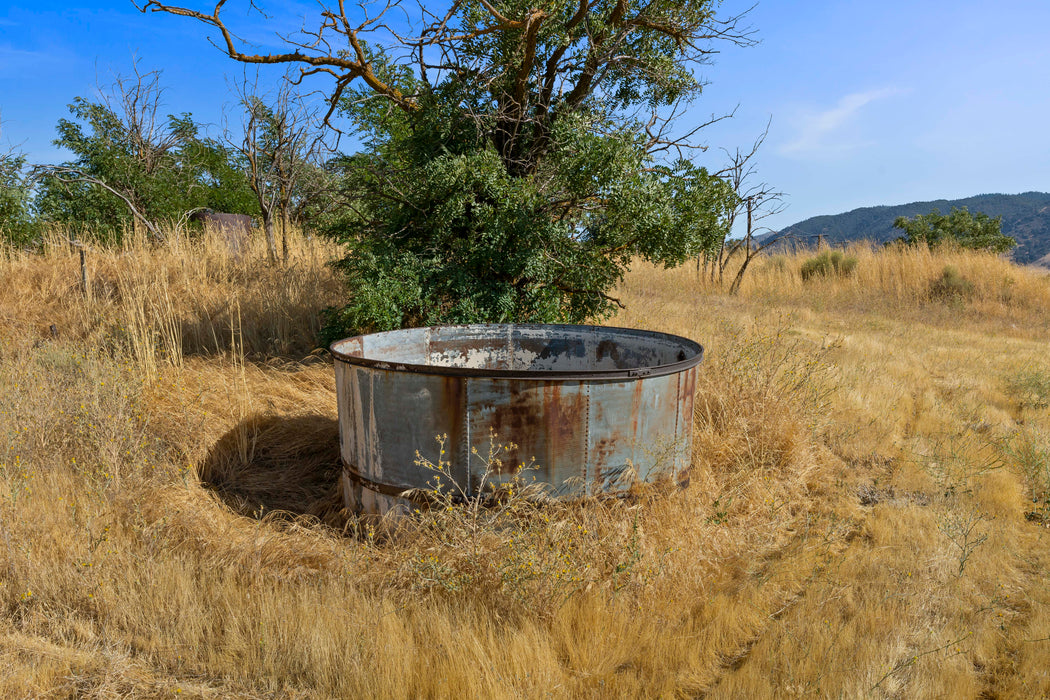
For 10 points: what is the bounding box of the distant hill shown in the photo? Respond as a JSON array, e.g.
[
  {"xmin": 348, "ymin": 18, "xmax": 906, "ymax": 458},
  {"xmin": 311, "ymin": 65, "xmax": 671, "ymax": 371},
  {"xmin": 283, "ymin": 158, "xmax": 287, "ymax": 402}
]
[{"xmin": 774, "ymin": 192, "xmax": 1050, "ymax": 266}]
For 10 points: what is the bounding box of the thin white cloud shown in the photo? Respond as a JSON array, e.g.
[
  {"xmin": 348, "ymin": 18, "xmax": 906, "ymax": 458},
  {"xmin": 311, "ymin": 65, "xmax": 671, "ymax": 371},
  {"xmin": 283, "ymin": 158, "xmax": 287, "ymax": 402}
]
[
  {"xmin": 0, "ymin": 44, "xmax": 50, "ymax": 61},
  {"xmin": 0, "ymin": 44, "xmax": 64, "ymax": 74},
  {"xmin": 779, "ymin": 87, "xmax": 901, "ymax": 156}
]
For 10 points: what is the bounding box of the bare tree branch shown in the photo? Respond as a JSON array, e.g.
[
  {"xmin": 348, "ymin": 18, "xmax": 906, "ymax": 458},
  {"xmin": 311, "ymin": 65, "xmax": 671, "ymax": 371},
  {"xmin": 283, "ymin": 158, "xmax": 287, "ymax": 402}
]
[
  {"xmin": 136, "ymin": 0, "xmax": 417, "ymax": 114},
  {"xmin": 32, "ymin": 165, "xmax": 165, "ymax": 242},
  {"xmin": 223, "ymin": 71, "xmax": 332, "ymax": 263}
]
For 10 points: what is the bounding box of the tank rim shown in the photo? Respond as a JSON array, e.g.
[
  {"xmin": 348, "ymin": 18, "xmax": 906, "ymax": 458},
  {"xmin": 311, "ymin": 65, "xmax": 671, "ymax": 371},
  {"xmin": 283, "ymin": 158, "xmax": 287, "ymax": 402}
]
[{"xmin": 329, "ymin": 322, "xmax": 703, "ymax": 381}]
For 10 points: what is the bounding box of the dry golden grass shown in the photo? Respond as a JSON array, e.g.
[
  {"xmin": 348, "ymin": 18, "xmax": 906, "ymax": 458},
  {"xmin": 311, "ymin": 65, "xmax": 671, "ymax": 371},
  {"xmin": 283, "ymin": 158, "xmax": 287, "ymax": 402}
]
[
  {"xmin": 1, "ymin": 232, "xmax": 1049, "ymax": 698},
  {"xmin": 0, "ymin": 227, "xmax": 344, "ymax": 363}
]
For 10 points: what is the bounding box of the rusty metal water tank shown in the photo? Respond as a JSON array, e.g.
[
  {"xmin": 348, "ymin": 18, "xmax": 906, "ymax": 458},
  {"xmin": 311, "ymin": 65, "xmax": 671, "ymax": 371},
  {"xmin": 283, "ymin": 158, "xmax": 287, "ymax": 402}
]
[{"xmin": 330, "ymin": 323, "xmax": 702, "ymax": 515}]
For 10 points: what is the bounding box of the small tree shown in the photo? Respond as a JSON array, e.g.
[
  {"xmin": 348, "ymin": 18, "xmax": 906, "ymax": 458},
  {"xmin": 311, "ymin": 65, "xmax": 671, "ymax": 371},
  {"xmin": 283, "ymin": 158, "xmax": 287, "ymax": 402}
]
[
  {"xmin": 33, "ymin": 65, "xmax": 253, "ymax": 242},
  {"xmin": 0, "ymin": 133, "xmax": 36, "ymax": 245},
  {"xmin": 35, "ymin": 66, "xmax": 195, "ymax": 241},
  {"xmin": 704, "ymin": 123, "xmax": 787, "ymax": 294},
  {"xmin": 226, "ymin": 78, "xmax": 327, "ymax": 263},
  {"xmin": 893, "ymin": 207, "xmax": 1015, "ymax": 254}
]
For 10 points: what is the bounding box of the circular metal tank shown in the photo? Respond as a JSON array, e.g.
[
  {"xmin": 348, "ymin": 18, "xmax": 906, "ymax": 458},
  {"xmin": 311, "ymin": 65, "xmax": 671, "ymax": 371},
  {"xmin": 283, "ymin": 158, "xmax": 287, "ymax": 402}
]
[{"xmin": 330, "ymin": 323, "xmax": 702, "ymax": 515}]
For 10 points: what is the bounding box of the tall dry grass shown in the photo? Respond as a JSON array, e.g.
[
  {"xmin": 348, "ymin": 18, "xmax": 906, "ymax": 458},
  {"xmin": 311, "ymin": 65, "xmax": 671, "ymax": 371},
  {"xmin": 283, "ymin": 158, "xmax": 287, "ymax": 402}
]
[
  {"xmin": 630, "ymin": 242, "xmax": 1050, "ymax": 340},
  {"xmin": 0, "ymin": 226, "xmax": 344, "ymax": 365},
  {"xmin": 1, "ymin": 231, "xmax": 1049, "ymax": 697}
]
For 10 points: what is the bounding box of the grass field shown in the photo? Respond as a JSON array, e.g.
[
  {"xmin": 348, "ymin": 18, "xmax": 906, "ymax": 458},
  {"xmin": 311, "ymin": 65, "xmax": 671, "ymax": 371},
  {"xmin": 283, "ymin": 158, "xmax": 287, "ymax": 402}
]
[{"xmin": 1, "ymin": 229, "xmax": 1049, "ymax": 697}]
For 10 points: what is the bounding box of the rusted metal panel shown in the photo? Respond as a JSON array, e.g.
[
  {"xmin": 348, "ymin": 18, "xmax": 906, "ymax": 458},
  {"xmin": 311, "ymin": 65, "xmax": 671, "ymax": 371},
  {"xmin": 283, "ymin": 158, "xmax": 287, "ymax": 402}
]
[
  {"xmin": 335, "ymin": 363, "xmax": 471, "ymax": 508},
  {"xmin": 189, "ymin": 210, "xmax": 253, "ymax": 254},
  {"xmin": 464, "ymin": 378, "xmax": 590, "ymax": 496},
  {"xmin": 588, "ymin": 373, "xmax": 682, "ymax": 493},
  {"xmin": 331, "ymin": 323, "xmax": 703, "ymax": 514}
]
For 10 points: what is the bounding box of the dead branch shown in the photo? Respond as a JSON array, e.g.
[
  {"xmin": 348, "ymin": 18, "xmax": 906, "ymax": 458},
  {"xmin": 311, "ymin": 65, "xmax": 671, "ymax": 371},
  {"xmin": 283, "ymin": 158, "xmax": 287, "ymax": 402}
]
[{"xmin": 32, "ymin": 165, "xmax": 165, "ymax": 242}]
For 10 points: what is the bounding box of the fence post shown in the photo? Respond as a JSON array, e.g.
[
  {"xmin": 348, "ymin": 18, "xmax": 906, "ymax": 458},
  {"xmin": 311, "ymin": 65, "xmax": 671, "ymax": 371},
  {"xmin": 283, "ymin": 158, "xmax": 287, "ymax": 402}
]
[{"xmin": 78, "ymin": 242, "xmax": 87, "ymax": 295}]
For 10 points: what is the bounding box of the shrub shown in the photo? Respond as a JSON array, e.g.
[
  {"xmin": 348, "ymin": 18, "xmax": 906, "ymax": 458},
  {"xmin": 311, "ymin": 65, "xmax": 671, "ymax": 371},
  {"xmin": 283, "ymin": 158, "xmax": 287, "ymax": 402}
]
[
  {"xmin": 893, "ymin": 207, "xmax": 1015, "ymax": 254},
  {"xmin": 1000, "ymin": 427, "xmax": 1050, "ymax": 518},
  {"xmin": 800, "ymin": 249, "xmax": 858, "ymax": 281},
  {"xmin": 929, "ymin": 265, "xmax": 975, "ymax": 301},
  {"xmin": 1005, "ymin": 367, "xmax": 1050, "ymax": 411}
]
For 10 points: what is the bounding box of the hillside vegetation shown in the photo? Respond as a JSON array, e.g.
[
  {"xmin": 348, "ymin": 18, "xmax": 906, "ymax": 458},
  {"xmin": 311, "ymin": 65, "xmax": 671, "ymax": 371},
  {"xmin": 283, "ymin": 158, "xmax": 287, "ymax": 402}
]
[
  {"xmin": 2, "ymin": 232, "xmax": 1050, "ymax": 697},
  {"xmin": 777, "ymin": 192, "xmax": 1050, "ymax": 266}
]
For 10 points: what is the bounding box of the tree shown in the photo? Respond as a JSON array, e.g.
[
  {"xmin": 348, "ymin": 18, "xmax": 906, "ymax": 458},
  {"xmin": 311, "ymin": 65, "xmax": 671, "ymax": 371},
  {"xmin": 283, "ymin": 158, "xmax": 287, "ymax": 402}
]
[
  {"xmin": 0, "ymin": 132, "xmax": 36, "ymax": 245},
  {"xmin": 36, "ymin": 67, "xmax": 190, "ymax": 240},
  {"xmin": 893, "ymin": 207, "xmax": 1015, "ymax": 254},
  {"xmin": 225, "ymin": 78, "xmax": 329, "ymax": 263},
  {"xmin": 141, "ymin": 0, "xmax": 750, "ymax": 333},
  {"xmin": 35, "ymin": 65, "xmax": 256, "ymax": 242},
  {"xmin": 703, "ymin": 123, "xmax": 786, "ymax": 294},
  {"xmin": 180, "ymin": 136, "xmax": 259, "ymax": 216},
  {"xmin": 285, "ymin": 156, "xmax": 341, "ymax": 232},
  {"xmin": 230, "ymin": 91, "xmax": 281, "ymax": 263}
]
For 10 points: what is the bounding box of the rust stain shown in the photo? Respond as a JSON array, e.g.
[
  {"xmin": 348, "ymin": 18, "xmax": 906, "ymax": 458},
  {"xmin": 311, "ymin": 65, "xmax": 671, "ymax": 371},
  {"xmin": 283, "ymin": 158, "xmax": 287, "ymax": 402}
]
[
  {"xmin": 680, "ymin": 367, "xmax": 697, "ymax": 430},
  {"xmin": 595, "ymin": 338, "xmax": 621, "ymax": 365},
  {"xmin": 441, "ymin": 375, "xmax": 466, "ymax": 481},
  {"xmin": 542, "ymin": 382, "xmax": 586, "ymax": 481},
  {"xmin": 677, "ymin": 367, "xmax": 698, "ymax": 487},
  {"xmin": 480, "ymin": 380, "xmax": 590, "ymax": 482},
  {"xmin": 591, "ymin": 436, "xmax": 617, "ymax": 489},
  {"xmin": 630, "ymin": 379, "xmax": 644, "ymax": 439},
  {"xmin": 484, "ymin": 381, "xmax": 534, "ymax": 476}
]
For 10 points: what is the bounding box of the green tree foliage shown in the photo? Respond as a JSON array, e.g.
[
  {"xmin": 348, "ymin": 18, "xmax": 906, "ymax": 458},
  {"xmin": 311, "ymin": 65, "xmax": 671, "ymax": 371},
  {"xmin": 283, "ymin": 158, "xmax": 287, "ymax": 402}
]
[
  {"xmin": 326, "ymin": 106, "xmax": 735, "ymax": 334},
  {"xmin": 35, "ymin": 69, "xmax": 256, "ymax": 241},
  {"xmin": 181, "ymin": 137, "xmax": 259, "ymax": 216},
  {"xmin": 142, "ymin": 0, "xmax": 748, "ymax": 334},
  {"xmin": 37, "ymin": 98, "xmax": 193, "ymax": 238},
  {"xmin": 893, "ymin": 206, "xmax": 1016, "ymax": 254},
  {"xmin": 0, "ymin": 148, "xmax": 37, "ymax": 245}
]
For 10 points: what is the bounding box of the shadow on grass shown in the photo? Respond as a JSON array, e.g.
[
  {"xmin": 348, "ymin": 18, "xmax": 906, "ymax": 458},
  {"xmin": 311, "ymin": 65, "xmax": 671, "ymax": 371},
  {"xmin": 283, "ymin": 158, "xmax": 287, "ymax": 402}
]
[
  {"xmin": 198, "ymin": 414, "xmax": 348, "ymax": 527},
  {"xmin": 177, "ymin": 314, "xmax": 327, "ymax": 362}
]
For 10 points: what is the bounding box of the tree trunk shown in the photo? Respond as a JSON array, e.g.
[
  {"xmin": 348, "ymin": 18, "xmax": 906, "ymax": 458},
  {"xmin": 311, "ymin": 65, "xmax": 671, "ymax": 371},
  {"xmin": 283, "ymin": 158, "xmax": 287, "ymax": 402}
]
[
  {"xmin": 281, "ymin": 205, "xmax": 290, "ymax": 264},
  {"xmin": 728, "ymin": 201, "xmax": 755, "ymax": 295},
  {"xmin": 263, "ymin": 211, "xmax": 278, "ymax": 263},
  {"xmin": 728, "ymin": 246, "xmax": 752, "ymax": 295}
]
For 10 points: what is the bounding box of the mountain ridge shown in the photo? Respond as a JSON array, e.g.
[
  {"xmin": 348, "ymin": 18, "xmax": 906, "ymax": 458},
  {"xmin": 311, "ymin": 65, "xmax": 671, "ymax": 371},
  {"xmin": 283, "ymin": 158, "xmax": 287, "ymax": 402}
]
[{"xmin": 773, "ymin": 192, "xmax": 1050, "ymax": 266}]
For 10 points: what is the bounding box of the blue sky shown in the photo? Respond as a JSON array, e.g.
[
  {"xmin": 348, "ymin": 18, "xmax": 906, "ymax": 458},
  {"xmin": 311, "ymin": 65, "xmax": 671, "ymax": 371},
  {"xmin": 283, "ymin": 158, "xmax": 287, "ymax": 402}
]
[{"xmin": 1, "ymin": 0, "xmax": 1048, "ymax": 232}]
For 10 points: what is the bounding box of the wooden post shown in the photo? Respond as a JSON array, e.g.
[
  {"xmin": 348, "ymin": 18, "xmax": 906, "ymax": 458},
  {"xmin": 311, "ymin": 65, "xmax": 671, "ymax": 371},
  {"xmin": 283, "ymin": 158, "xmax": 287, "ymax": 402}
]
[{"xmin": 78, "ymin": 244, "xmax": 87, "ymax": 295}]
